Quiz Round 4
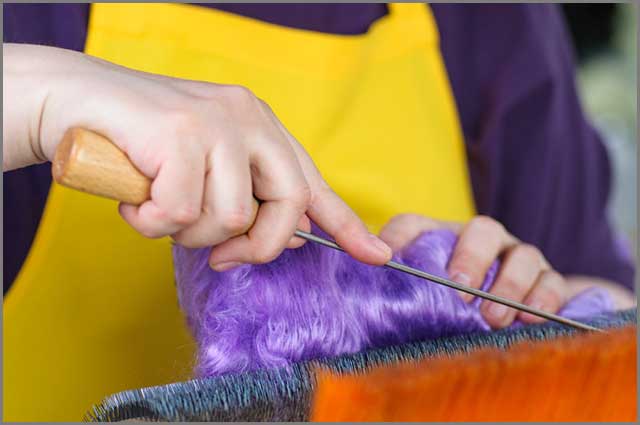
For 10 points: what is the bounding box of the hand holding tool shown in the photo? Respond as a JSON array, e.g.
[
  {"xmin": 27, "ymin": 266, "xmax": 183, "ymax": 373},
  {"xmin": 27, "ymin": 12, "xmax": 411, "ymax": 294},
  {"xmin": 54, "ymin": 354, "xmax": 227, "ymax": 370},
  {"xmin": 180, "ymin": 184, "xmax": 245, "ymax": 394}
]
[{"xmin": 52, "ymin": 128, "xmax": 600, "ymax": 332}]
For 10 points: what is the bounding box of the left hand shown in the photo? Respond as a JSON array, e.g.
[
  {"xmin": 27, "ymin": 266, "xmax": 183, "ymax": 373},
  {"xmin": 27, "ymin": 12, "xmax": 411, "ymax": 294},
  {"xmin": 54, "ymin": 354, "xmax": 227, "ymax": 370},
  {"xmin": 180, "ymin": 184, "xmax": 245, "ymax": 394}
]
[{"xmin": 379, "ymin": 214, "xmax": 587, "ymax": 328}]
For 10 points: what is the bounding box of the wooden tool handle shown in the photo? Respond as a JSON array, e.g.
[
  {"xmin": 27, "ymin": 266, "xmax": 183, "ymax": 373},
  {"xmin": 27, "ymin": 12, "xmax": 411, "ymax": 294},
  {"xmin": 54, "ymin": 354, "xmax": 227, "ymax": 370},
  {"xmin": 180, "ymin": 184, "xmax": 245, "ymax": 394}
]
[
  {"xmin": 52, "ymin": 128, "xmax": 258, "ymax": 234},
  {"xmin": 53, "ymin": 128, "xmax": 152, "ymax": 205}
]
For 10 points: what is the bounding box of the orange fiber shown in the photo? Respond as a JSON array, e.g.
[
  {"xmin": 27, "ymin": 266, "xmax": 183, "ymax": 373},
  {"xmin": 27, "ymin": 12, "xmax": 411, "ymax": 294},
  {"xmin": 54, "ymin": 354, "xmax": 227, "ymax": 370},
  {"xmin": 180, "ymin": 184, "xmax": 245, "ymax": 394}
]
[{"xmin": 311, "ymin": 326, "xmax": 637, "ymax": 422}]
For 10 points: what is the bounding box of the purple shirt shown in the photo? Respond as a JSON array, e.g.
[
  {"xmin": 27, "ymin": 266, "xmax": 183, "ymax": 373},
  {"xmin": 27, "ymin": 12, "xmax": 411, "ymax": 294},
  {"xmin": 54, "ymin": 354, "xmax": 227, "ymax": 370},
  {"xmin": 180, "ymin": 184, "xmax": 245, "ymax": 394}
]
[{"xmin": 3, "ymin": 3, "xmax": 635, "ymax": 292}]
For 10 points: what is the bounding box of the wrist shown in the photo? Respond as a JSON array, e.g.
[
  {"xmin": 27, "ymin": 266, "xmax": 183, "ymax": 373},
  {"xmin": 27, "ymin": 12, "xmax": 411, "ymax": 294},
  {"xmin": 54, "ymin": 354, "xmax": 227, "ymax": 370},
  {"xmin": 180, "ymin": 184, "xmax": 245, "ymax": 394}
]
[
  {"xmin": 32, "ymin": 45, "xmax": 95, "ymax": 162},
  {"xmin": 3, "ymin": 44, "xmax": 48, "ymax": 169},
  {"xmin": 3, "ymin": 44, "xmax": 94, "ymax": 169}
]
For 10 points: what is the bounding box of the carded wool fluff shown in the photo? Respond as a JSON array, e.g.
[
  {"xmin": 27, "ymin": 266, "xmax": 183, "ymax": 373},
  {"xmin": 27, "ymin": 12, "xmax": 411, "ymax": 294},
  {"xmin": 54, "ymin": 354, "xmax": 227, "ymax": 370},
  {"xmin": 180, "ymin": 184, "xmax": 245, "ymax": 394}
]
[{"xmin": 173, "ymin": 227, "xmax": 613, "ymax": 378}]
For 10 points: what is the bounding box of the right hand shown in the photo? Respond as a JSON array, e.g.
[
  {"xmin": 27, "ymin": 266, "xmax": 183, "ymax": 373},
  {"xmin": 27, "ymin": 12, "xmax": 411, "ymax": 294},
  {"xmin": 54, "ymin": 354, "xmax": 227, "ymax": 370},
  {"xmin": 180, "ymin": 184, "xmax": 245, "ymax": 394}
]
[{"xmin": 7, "ymin": 44, "xmax": 392, "ymax": 270}]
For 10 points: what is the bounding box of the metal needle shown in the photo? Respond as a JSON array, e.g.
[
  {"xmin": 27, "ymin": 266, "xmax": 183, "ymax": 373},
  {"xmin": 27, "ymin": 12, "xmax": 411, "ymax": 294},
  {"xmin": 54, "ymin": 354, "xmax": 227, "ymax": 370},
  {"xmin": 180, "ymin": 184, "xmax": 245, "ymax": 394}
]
[{"xmin": 294, "ymin": 230, "xmax": 602, "ymax": 333}]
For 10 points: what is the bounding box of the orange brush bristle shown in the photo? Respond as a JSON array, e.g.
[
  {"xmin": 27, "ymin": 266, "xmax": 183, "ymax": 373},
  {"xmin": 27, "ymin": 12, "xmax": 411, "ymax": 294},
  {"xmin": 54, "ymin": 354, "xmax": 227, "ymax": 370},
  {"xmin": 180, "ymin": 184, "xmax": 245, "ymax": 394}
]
[{"xmin": 311, "ymin": 325, "xmax": 637, "ymax": 422}]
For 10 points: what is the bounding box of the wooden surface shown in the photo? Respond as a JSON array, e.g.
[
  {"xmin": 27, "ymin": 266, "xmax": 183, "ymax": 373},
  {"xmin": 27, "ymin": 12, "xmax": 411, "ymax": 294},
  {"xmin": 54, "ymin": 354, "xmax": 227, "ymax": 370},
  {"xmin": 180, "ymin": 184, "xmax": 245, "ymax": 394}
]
[{"xmin": 52, "ymin": 128, "xmax": 151, "ymax": 205}]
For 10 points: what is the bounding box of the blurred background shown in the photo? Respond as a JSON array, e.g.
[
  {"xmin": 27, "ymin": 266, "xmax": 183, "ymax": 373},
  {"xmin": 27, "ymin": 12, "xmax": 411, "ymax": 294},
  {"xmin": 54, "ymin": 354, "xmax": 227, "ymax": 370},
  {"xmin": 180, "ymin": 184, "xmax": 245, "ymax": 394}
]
[{"xmin": 562, "ymin": 3, "xmax": 637, "ymax": 258}]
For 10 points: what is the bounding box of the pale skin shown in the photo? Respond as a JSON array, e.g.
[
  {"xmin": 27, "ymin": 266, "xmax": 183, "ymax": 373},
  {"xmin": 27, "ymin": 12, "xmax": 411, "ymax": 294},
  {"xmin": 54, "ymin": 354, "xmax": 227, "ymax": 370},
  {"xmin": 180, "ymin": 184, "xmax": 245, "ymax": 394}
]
[{"xmin": 4, "ymin": 44, "xmax": 635, "ymax": 328}]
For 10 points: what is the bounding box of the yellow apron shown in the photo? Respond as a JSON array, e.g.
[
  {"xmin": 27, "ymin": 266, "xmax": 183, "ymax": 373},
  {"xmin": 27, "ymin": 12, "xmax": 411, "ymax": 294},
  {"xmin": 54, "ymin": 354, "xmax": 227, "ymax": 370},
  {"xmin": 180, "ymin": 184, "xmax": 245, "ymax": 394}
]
[{"xmin": 3, "ymin": 3, "xmax": 475, "ymax": 421}]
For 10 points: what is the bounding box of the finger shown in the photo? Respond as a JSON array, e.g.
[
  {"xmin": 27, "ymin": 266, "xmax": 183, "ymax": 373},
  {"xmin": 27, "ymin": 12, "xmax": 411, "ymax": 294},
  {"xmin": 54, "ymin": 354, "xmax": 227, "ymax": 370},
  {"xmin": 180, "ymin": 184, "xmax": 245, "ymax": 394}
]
[
  {"xmin": 378, "ymin": 214, "xmax": 461, "ymax": 252},
  {"xmin": 287, "ymin": 214, "xmax": 311, "ymax": 249},
  {"xmin": 266, "ymin": 108, "xmax": 391, "ymax": 265},
  {"xmin": 481, "ymin": 243, "xmax": 546, "ymax": 328},
  {"xmin": 518, "ymin": 270, "xmax": 568, "ymax": 324},
  {"xmin": 306, "ymin": 185, "xmax": 392, "ymax": 265},
  {"xmin": 208, "ymin": 198, "xmax": 307, "ymax": 270},
  {"xmin": 172, "ymin": 145, "xmax": 254, "ymax": 248},
  {"xmin": 447, "ymin": 216, "xmax": 518, "ymax": 302},
  {"xmin": 210, "ymin": 213, "xmax": 309, "ymax": 271},
  {"xmin": 119, "ymin": 145, "xmax": 204, "ymax": 238},
  {"xmin": 209, "ymin": 135, "xmax": 310, "ymax": 269}
]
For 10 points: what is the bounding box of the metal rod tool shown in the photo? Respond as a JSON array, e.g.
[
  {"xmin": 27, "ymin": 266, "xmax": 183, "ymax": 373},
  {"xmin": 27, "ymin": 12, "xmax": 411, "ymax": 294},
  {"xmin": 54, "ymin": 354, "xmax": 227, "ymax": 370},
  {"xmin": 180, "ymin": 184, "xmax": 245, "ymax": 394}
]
[
  {"xmin": 296, "ymin": 230, "xmax": 602, "ymax": 333},
  {"xmin": 53, "ymin": 128, "xmax": 602, "ymax": 334}
]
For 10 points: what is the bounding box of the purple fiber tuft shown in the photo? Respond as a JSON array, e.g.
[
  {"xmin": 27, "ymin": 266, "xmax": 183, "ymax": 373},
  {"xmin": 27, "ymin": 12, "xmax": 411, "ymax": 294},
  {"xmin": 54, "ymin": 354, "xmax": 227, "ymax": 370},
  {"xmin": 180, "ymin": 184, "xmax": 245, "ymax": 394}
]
[{"xmin": 173, "ymin": 227, "xmax": 613, "ymax": 378}]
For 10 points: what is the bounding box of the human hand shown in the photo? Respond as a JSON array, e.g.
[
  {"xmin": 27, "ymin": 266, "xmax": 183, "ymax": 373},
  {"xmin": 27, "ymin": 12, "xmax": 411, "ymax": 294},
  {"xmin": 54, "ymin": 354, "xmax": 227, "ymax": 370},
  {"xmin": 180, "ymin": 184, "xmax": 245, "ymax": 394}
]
[
  {"xmin": 6, "ymin": 44, "xmax": 391, "ymax": 269},
  {"xmin": 379, "ymin": 214, "xmax": 635, "ymax": 328}
]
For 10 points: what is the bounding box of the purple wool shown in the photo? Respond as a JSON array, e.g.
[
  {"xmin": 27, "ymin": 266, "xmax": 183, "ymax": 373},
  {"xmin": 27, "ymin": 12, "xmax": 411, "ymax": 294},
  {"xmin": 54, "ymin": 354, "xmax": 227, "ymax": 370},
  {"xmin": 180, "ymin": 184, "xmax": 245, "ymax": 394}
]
[{"xmin": 173, "ymin": 227, "xmax": 613, "ymax": 378}]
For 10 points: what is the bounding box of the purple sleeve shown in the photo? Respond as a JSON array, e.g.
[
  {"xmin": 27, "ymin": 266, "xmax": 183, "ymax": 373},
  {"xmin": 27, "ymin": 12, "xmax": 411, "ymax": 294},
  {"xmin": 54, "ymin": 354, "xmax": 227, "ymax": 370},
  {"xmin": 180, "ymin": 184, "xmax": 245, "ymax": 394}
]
[
  {"xmin": 3, "ymin": 3, "xmax": 89, "ymax": 49},
  {"xmin": 432, "ymin": 4, "xmax": 635, "ymax": 290}
]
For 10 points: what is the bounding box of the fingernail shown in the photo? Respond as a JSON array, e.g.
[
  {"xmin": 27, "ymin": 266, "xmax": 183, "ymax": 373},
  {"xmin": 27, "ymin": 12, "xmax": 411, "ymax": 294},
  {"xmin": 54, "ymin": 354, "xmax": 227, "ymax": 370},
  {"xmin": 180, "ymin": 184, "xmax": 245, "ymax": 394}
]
[
  {"xmin": 487, "ymin": 302, "xmax": 508, "ymax": 320},
  {"xmin": 369, "ymin": 233, "xmax": 392, "ymax": 257},
  {"xmin": 211, "ymin": 261, "xmax": 241, "ymax": 272},
  {"xmin": 451, "ymin": 272, "xmax": 471, "ymax": 286},
  {"xmin": 451, "ymin": 272, "xmax": 473, "ymax": 302}
]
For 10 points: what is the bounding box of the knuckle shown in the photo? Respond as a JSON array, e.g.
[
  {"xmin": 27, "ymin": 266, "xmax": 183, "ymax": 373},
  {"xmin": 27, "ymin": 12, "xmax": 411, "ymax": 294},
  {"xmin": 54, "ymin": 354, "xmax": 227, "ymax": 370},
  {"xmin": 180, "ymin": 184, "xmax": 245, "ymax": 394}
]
[
  {"xmin": 392, "ymin": 213, "xmax": 426, "ymax": 226},
  {"xmin": 256, "ymin": 97, "xmax": 274, "ymax": 113},
  {"xmin": 451, "ymin": 246, "xmax": 478, "ymax": 268},
  {"xmin": 539, "ymin": 271, "xmax": 566, "ymax": 303},
  {"xmin": 219, "ymin": 209, "xmax": 254, "ymax": 235},
  {"xmin": 148, "ymin": 205, "xmax": 168, "ymax": 222},
  {"xmin": 498, "ymin": 272, "xmax": 529, "ymax": 294},
  {"xmin": 309, "ymin": 184, "xmax": 333, "ymax": 209},
  {"xmin": 469, "ymin": 215, "xmax": 503, "ymax": 234},
  {"xmin": 169, "ymin": 204, "xmax": 200, "ymax": 226},
  {"xmin": 221, "ymin": 84, "xmax": 256, "ymax": 105},
  {"xmin": 251, "ymin": 245, "xmax": 281, "ymax": 264},
  {"xmin": 543, "ymin": 269, "xmax": 564, "ymax": 284},
  {"xmin": 511, "ymin": 243, "xmax": 543, "ymax": 262},
  {"xmin": 190, "ymin": 82, "xmax": 220, "ymax": 100},
  {"xmin": 292, "ymin": 184, "xmax": 313, "ymax": 209}
]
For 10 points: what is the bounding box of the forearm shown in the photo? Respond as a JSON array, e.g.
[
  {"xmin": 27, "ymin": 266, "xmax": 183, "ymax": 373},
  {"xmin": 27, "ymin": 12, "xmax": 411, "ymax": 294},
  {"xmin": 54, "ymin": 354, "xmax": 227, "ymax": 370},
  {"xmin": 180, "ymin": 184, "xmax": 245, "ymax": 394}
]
[{"xmin": 2, "ymin": 43, "xmax": 89, "ymax": 171}]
